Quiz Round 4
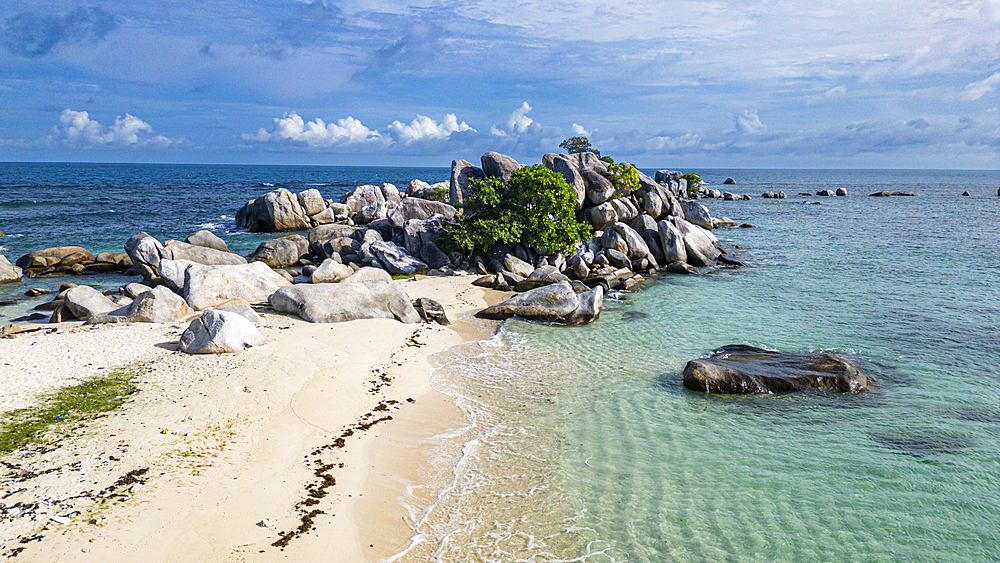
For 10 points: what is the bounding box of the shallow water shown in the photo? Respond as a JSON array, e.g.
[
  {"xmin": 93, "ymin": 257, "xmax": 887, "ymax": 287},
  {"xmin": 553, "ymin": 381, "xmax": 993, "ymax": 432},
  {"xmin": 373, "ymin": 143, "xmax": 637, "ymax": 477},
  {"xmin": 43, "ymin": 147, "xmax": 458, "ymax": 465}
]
[{"xmin": 399, "ymin": 169, "xmax": 1000, "ymax": 562}]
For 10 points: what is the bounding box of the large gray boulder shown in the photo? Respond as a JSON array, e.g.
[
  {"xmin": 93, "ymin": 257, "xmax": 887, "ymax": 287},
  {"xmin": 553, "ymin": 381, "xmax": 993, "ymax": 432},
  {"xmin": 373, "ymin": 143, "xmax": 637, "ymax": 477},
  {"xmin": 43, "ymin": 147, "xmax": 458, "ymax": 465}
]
[
  {"xmin": 403, "ymin": 216, "xmax": 448, "ymax": 255},
  {"xmin": 514, "ymin": 265, "xmax": 570, "ymax": 292},
  {"xmin": 236, "ymin": 188, "xmax": 310, "ymax": 232},
  {"xmin": 629, "ymin": 215, "xmax": 665, "ymax": 265},
  {"xmin": 388, "ymin": 198, "xmax": 456, "ymax": 230},
  {"xmin": 179, "ymin": 309, "xmax": 266, "ymax": 354},
  {"xmin": 249, "ymin": 235, "xmax": 310, "ymax": 268},
  {"xmin": 541, "ymin": 153, "xmax": 587, "ymax": 210},
  {"xmin": 369, "ymin": 241, "xmax": 427, "ymax": 275},
  {"xmin": 683, "ymin": 345, "xmax": 871, "ymax": 394},
  {"xmin": 476, "ymin": 282, "xmax": 603, "ymax": 324},
  {"xmin": 162, "ymin": 240, "xmax": 248, "ymax": 266},
  {"xmin": 450, "ymin": 159, "xmax": 485, "ymax": 206},
  {"xmin": 127, "ymin": 285, "xmax": 195, "ymax": 323},
  {"xmin": 160, "ymin": 260, "xmax": 292, "ymax": 310},
  {"xmin": 185, "ymin": 230, "xmax": 230, "ymax": 253},
  {"xmin": 297, "ymin": 188, "xmax": 326, "ymax": 216},
  {"xmin": 657, "ymin": 220, "xmax": 688, "ymax": 264},
  {"xmin": 0, "ymin": 255, "xmax": 22, "ymax": 284},
  {"xmin": 670, "ymin": 216, "xmax": 720, "ymax": 267},
  {"xmin": 405, "ymin": 180, "xmax": 450, "ymax": 202},
  {"xmin": 341, "ymin": 184, "xmax": 385, "ymax": 215},
  {"xmin": 269, "ymin": 281, "xmax": 420, "ymax": 324},
  {"xmin": 310, "ymin": 258, "xmax": 354, "ymax": 283},
  {"xmin": 680, "ymin": 200, "xmax": 714, "ymax": 231},
  {"xmin": 583, "ymin": 170, "xmax": 616, "ymax": 206},
  {"xmin": 602, "ymin": 222, "xmax": 651, "ymax": 261},
  {"xmin": 481, "ymin": 152, "xmax": 522, "ymax": 184},
  {"xmin": 125, "ymin": 232, "xmax": 166, "ymax": 282},
  {"xmin": 63, "ymin": 286, "xmax": 119, "ymax": 321},
  {"xmin": 587, "ymin": 202, "xmax": 618, "ymax": 229},
  {"xmin": 343, "ymin": 266, "xmax": 392, "ymax": 283}
]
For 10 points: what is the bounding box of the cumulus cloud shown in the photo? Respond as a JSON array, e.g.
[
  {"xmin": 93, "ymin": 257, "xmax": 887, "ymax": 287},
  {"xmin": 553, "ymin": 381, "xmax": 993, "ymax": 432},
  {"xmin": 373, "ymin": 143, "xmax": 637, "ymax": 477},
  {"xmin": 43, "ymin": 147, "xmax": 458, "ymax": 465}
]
[
  {"xmin": 2, "ymin": 7, "xmax": 116, "ymax": 58},
  {"xmin": 507, "ymin": 102, "xmax": 534, "ymax": 133},
  {"xmin": 244, "ymin": 113, "xmax": 384, "ymax": 147},
  {"xmin": 961, "ymin": 72, "xmax": 1000, "ymax": 101},
  {"xmin": 51, "ymin": 110, "xmax": 174, "ymax": 147},
  {"xmin": 387, "ymin": 114, "xmax": 473, "ymax": 144},
  {"xmin": 571, "ymin": 123, "xmax": 590, "ymax": 136},
  {"xmin": 735, "ymin": 109, "xmax": 766, "ymax": 135}
]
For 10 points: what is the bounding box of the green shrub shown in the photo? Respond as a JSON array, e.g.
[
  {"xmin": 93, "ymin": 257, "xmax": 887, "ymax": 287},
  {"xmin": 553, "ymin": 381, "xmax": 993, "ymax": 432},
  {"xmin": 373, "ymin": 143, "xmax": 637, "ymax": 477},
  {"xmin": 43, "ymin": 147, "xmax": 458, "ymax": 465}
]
[
  {"xmin": 606, "ymin": 163, "xmax": 640, "ymax": 198},
  {"xmin": 423, "ymin": 187, "xmax": 449, "ymax": 202},
  {"xmin": 447, "ymin": 165, "xmax": 591, "ymax": 256},
  {"xmin": 682, "ymin": 173, "xmax": 703, "ymax": 185}
]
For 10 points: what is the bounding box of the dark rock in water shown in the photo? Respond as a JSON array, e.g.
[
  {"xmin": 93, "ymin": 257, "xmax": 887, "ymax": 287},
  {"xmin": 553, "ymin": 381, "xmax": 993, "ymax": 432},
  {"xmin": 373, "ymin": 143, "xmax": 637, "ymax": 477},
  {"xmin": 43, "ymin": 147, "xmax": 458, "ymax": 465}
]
[
  {"xmin": 869, "ymin": 431, "xmax": 975, "ymax": 457},
  {"xmin": 891, "ymin": 191, "xmax": 917, "ymax": 196},
  {"xmin": 815, "ymin": 189, "xmax": 836, "ymax": 196},
  {"xmin": 477, "ymin": 282, "xmax": 603, "ymax": 324},
  {"xmin": 870, "ymin": 191, "xmax": 891, "ymax": 197},
  {"xmin": 683, "ymin": 345, "xmax": 871, "ymax": 394},
  {"xmin": 799, "ymin": 192, "xmax": 812, "ymax": 196},
  {"xmin": 739, "ymin": 223, "xmax": 755, "ymax": 228},
  {"xmin": 413, "ymin": 297, "xmax": 450, "ymax": 325},
  {"xmin": 961, "ymin": 191, "xmax": 971, "ymax": 196},
  {"xmin": 621, "ymin": 310, "xmax": 649, "ymax": 321},
  {"xmin": 723, "ymin": 177, "xmax": 736, "ymax": 185},
  {"xmin": 666, "ymin": 261, "xmax": 699, "ymax": 275},
  {"xmin": 717, "ymin": 254, "xmax": 747, "ymax": 267}
]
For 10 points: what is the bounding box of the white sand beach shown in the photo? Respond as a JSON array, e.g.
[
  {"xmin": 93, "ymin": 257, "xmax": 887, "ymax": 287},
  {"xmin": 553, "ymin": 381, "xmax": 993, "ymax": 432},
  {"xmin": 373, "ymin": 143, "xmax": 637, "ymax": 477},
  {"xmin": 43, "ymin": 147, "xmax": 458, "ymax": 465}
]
[{"xmin": 0, "ymin": 275, "xmax": 502, "ymax": 562}]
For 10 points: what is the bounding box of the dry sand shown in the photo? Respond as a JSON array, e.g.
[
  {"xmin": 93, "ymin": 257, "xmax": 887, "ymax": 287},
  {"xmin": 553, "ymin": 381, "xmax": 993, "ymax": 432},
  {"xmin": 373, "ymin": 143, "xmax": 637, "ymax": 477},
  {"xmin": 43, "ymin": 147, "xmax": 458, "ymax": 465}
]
[{"xmin": 0, "ymin": 275, "xmax": 503, "ymax": 562}]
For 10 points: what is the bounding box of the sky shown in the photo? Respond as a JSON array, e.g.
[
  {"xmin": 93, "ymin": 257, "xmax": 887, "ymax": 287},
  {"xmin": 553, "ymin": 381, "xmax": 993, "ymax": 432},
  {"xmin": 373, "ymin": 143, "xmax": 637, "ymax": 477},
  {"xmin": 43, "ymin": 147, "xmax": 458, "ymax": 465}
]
[{"xmin": 0, "ymin": 0, "xmax": 997, "ymax": 169}]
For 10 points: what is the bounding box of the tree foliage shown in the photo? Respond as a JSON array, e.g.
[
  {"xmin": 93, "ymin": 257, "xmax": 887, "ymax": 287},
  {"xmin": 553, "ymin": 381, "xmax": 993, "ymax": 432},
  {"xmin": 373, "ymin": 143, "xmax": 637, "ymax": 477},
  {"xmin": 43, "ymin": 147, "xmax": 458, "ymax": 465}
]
[
  {"xmin": 559, "ymin": 136, "xmax": 601, "ymax": 157},
  {"xmin": 605, "ymin": 163, "xmax": 640, "ymax": 198},
  {"xmin": 447, "ymin": 165, "xmax": 592, "ymax": 256}
]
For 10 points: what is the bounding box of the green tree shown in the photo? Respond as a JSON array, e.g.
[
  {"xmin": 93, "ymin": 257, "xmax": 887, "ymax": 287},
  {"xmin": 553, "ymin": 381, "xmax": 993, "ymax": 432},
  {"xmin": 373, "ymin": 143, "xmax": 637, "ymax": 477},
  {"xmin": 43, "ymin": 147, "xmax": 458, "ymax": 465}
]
[
  {"xmin": 559, "ymin": 136, "xmax": 601, "ymax": 157},
  {"xmin": 447, "ymin": 165, "xmax": 591, "ymax": 256},
  {"xmin": 605, "ymin": 163, "xmax": 640, "ymax": 198}
]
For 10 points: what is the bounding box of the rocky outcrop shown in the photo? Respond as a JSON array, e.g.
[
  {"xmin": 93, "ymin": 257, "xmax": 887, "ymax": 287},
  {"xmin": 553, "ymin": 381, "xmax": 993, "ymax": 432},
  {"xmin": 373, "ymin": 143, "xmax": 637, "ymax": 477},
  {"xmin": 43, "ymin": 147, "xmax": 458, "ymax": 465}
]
[
  {"xmin": 126, "ymin": 232, "xmax": 247, "ymax": 283},
  {"xmin": 310, "ymin": 258, "xmax": 354, "ymax": 283},
  {"xmin": 162, "ymin": 240, "xmax": 247, "ymax": 266},
  {"xmin": 388, "ymin": 198, "xmax": 456, "ymax": 230},
  {"xmin": 269, "ymin": 281, "xmax": 420, "ymax": 324},
  {"xmin": 450, "ymin": 159, "xmax": 485, "ymax": 206},
  {"xmin": 126, "ymin": 285, "xmax": 195, "ymax": 323},
  {"xmin": 15, "ymin": 246, "xmax": 99, "ymax": 275},
  {"xmin": 670, "ymin": 216, "xmax": 720, "ymax": 267},
  {"xmin": 179, "ymin": 309, "xmax": 265, "ymax": 354},
  {"xmin": 63, "ymin": 285, "xmax": 119, "ymax": 321},
  {"xmin": 481, "ymin": 152, "xmax": 522, "ymax": 184},
  {"xmin": 249, "ymin": 235, "xmax": 310, "ymax": 268},
  {"xmin": 682, "ymin": 345, "xmax": 871, "ymax": 394},
  {"xmin": 405, "ymin": 180, "xmax": 449, "ymax": 202},
  {"xmin": 185, "ymin": 230, "xmax": 230, "ymax": 252},
  {"xmin": 477, "ymin": 282, "xmax": 603, "ymax": 324},
  {"xmin": 236, "ymin": 188, "xmax": 311, "ymax": 232},
  {"xmin": 160, "ymin": 260, "xmax": 291, "ymax": 310},
  {"xmin": 0, "ymin": 255, "xmax": 22, "ymax": 284}
]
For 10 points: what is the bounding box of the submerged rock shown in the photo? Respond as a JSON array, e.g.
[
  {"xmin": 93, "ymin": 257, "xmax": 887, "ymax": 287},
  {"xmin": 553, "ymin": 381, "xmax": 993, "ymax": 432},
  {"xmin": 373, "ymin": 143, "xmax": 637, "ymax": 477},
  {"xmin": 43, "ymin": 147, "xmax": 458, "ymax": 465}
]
[{"xmin": 682, "ymin": 345, "xmax": 871, "ymax": 394}]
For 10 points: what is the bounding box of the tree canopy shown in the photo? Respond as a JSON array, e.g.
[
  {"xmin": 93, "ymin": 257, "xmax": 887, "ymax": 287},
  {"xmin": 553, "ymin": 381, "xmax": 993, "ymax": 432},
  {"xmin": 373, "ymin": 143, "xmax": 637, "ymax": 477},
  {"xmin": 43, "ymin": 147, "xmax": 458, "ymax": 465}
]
[{"xmin": 559, "ymin": 136, "xmax": 600, "ymax": 157}]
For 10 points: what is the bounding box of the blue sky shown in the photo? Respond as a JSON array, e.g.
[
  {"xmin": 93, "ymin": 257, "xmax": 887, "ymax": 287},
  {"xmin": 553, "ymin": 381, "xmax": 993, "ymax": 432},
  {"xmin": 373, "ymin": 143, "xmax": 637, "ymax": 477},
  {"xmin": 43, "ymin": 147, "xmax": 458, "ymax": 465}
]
[{"xmin": 0, "ymin": 0, "xmax": 997, "ymax": 168}]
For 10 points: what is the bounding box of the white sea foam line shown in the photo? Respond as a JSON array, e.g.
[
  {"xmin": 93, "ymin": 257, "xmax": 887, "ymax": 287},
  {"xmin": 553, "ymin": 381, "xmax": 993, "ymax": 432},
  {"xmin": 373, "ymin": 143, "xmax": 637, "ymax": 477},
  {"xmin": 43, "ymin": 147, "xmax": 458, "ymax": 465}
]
[{"xmin": 0, "ymin": 323, "xmax": 177, "ymax": 413}]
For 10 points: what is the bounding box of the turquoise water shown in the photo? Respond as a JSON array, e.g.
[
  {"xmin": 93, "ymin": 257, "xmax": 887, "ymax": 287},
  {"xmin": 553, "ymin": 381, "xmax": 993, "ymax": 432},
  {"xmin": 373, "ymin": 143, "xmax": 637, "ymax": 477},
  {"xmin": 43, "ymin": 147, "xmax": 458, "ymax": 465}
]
[
  {"xmin": 399, "ymin": 170, "xmax": 1000, "ymax": 562},
  {"xmin": 3, "ymin": 165, "xmax": 998, "ymax": 560}
]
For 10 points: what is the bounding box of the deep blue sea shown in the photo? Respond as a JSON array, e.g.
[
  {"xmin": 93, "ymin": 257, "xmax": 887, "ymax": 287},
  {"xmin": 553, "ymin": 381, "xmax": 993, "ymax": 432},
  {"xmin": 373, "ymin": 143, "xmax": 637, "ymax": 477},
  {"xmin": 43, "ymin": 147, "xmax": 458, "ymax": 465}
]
[{"xmin": 2, "ymin": 164, "xmax": 999, "ymax": 561}]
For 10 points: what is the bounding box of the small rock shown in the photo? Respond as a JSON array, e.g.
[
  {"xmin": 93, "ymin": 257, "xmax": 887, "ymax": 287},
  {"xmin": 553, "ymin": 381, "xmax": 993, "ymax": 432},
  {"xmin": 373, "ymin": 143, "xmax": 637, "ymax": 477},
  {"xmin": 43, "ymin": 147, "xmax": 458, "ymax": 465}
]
[
  {"xmin": 259, "ymin": 518, "xmax": 274, "ymax": 528},
  {"xmin": 51, "ymin": 515, "xmax": 71, "ymax": 524}
]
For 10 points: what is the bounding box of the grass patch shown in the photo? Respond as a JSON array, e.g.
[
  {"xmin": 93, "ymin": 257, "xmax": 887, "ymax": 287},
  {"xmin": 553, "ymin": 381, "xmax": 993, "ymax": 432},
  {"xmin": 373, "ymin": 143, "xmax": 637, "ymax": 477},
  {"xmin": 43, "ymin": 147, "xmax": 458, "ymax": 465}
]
[{"xmin": 0, "ymin": 364, "xmax": 141, "ymax": 454}]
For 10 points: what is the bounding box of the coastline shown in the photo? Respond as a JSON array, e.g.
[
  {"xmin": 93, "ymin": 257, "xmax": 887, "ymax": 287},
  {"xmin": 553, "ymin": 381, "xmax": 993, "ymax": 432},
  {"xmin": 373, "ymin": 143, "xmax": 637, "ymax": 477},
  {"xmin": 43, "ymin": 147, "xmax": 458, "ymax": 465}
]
[{"xmin": 0, "ymin": 274, "xmax": 506, "ymax": 562}]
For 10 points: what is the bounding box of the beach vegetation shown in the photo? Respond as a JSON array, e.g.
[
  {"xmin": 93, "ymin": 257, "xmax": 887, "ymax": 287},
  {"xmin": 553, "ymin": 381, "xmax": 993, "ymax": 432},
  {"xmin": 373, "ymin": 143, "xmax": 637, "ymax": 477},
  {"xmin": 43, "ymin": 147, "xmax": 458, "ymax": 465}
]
[
  {"xmin": 423, "ymin": 187, "xmax": 449, "ymax": 202},
  {"xmin": 606, "ymin": 163, "xmax": 640, "ymax": 198},
  {"xmin": 446, "ymin": 165, "xmax": 591, "ymax": 256},
  {"xmin": 0, "ymin": 364, "xmax": 141, "ymax": 453}
]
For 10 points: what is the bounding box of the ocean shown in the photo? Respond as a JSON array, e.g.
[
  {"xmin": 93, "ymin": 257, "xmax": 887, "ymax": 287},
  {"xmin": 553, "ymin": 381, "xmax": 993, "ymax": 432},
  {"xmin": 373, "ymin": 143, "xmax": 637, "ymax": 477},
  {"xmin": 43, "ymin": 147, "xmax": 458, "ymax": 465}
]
[{"xmin": 2, "ymin": 164, "xmax": 999, "ymax": 561}]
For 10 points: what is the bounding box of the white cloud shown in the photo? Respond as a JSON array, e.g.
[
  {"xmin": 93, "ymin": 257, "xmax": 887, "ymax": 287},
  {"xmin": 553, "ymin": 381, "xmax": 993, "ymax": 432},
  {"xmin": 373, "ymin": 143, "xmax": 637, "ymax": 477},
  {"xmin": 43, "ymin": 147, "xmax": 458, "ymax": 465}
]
[
  {"xmin": 245, "ymin": 112, "xmax": 384, "ymax": 147},
  {"xmin": 53, "ymin": 109, "xmax": 174, "ymax": 147},
  {"xmin": 734, "ymin": 109, "xmax": 766, "ymax": 135},
  {"xmin": 961, "ymin": 72, "xmax": 1000, "ymax": 101},
  {"xmin": 571, "ymin": 123, "xmax": 590, "ymax": 136},
  {"xmin": 387, "ymin": 114, "xmax": 473, "ymax": 144},
  {"xmin": 506, "ymin": 102, "xmax": 533, "ymax": 133}
]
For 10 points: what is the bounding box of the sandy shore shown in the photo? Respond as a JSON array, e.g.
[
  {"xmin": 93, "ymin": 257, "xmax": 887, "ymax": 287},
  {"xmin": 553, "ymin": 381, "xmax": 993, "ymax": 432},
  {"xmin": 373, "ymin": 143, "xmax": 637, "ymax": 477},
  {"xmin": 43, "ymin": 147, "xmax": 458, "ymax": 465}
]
[{"xmin": 0, "ymin": 275, "xmax": 502, "ymax": 562}]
